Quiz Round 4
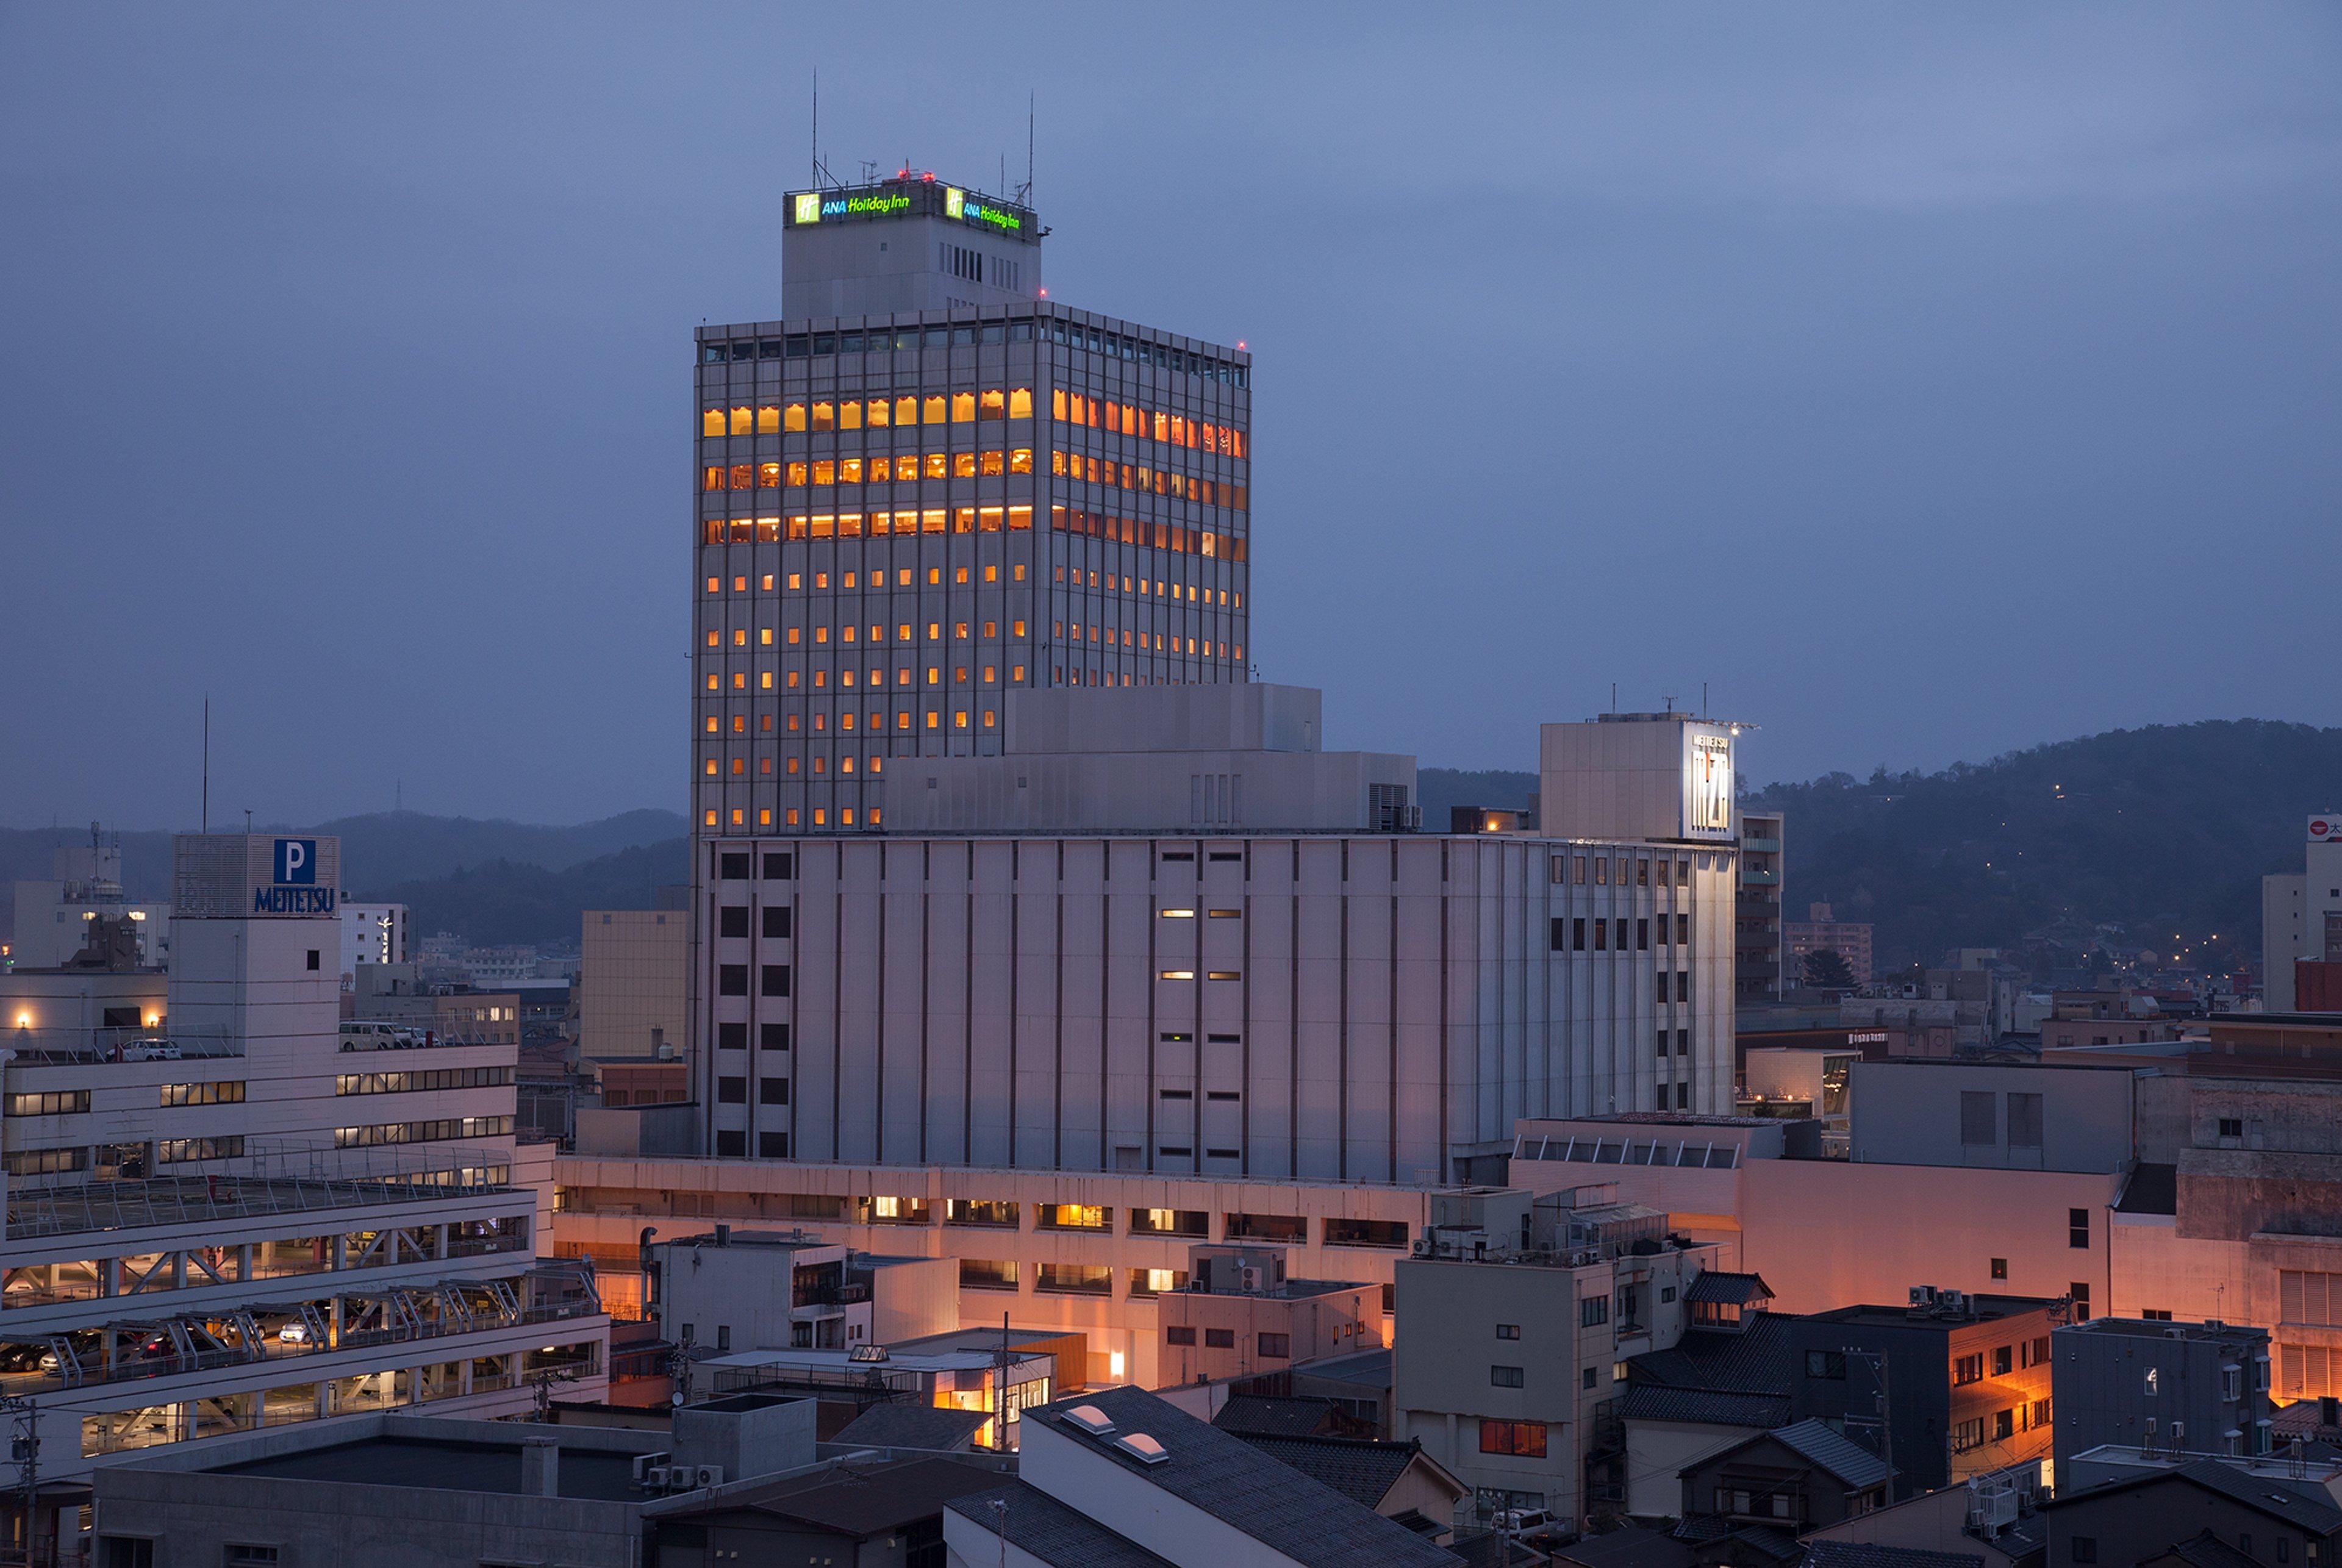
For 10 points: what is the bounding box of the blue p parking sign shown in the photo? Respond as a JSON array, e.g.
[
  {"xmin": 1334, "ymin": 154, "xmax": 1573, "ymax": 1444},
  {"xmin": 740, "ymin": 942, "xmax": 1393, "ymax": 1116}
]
[{"xmin": 274, "ymin": 838, "xmax": 317, "ymax": 884}]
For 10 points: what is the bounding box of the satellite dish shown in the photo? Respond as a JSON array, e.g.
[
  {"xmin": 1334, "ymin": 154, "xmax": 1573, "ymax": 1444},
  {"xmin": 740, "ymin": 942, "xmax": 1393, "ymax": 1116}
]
[{"xmin": 670, "ymin": 1392, "xmax": 684, "ymax": 1407}]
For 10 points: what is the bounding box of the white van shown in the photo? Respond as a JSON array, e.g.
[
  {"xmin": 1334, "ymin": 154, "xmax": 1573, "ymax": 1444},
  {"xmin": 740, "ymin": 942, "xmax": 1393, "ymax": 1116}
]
[{"xmin": 338, "ymin": 1021, "xmax": 424, "ymax": 1052}]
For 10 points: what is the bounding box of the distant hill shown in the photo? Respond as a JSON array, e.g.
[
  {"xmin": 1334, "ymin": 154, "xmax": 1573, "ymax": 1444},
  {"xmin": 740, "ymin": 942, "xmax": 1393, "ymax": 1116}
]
[
  {"xmin": 371, "ymin": 839, "xmax": 688, "ymax": 948},
  {"xmin": 12, "ymin": 724, "xmax": 2334, "ymax": 963},
  {"xmin": 1748, "ymin": 720, "xmax": 2342, "ymax": 973},
  {"xmin": 0, "ymin": 809, "xmax": 688, "ymax": 942}
]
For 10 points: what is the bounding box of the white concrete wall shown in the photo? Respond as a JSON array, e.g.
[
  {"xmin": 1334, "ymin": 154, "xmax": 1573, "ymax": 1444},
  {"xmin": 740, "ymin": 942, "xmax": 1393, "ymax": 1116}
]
[{"xmin": 695, "ymin": 832, "xmax": 1735, "ymax": 1184}]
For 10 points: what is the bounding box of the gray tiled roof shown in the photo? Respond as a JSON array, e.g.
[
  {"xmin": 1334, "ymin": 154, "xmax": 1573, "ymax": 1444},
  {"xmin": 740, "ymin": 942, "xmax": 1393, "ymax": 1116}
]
[
  {"xmin": 1766, "ymin": 1419, "xmax": 1893, "ymax": 1489},
  {"xmin": 1030, "ymin": 1386, "xmax": 1463, "ymax": 1567},
  {"xmin": 1555, "ymin": 1523, "xmax": 1698, "ymax": 1568},
  {"xmin": 1630, "ymin": 1314, "xmax": 1796, "ymax": 1389},
  {"xmin": 2149, "ymin": 1530, "xmax": 2263, "ymax": 1568},
  {"xmin": 2167, "ymin": 1459, "xmax": 2342, "ymax": 1533},
  {"xmin": 829, "ymin": 1402, "xmax": 990, "ymax": 1452},
  {"xmin": 1728, "ymin": 1526, "xmax": 1804, "ymax": 1564},
  {"xmin": 1232, "ymin": 1431, "xmax": 1431, "ymax": 1509},
  {"xmin": 1620, "ymin": 1384, "xmax": 1792, "ymax": 1430},
  {"xmin": 1801, "ymin": 1542, "xmax": 1985, "ymax": 1568},
  {"xmin": 1685, "ymin": 1272, "xmax": 1774, "ymax": 1306},
  {"xmin": 945, "ymin": 1481, "xmax": 1178, "ymax": 1568}
]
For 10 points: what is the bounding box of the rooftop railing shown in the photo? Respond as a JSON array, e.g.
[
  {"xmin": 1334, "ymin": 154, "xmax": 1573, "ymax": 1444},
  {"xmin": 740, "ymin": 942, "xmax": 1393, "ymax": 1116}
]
[{"xmin": 6, "ymin": 1144, "xmax": 520, "ymax": 1240}]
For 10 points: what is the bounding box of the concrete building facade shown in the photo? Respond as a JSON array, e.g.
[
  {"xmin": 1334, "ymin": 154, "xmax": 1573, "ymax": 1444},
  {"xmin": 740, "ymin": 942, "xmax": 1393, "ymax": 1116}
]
[
  {"xmin": 552, "ymin": 1151, "xmax": 1514, "ymax": 1387},
  {"xmin": 1784, "ymin": 902, "xmax": 1872, "ymax": 988},
  {"xmin": 2049, "ymin": 1316, "xmax": 2274, "ymax": 1489},
  {"xmin": 1391, "ymin": 1189, "xmax": 1714, "ymax": 1528},
  {"xmin": 8, "ymin": 837, "xmax": 170, "ymax": 972},
  {"xmin": 2261, "ymin": 814, "xmax": 2342, "ymax": 1011},
  {"xmin": 580, "ymin": 909, "xmax": 689, "ymax": 1063},
  {"xmin": 0, "ymin": 837, "xmax": 607, "ymax": 1561},
  {"xmin": 686, "ymin": 822, "xmax": 1738, "ymax": 1183},
  {"xmin": 1737, "ymin": 813, "xmax": 1787, "ymax": 1000},
  {"xmin": 337, "ymin": 901, "xmax": 409, "ymax": 986}
]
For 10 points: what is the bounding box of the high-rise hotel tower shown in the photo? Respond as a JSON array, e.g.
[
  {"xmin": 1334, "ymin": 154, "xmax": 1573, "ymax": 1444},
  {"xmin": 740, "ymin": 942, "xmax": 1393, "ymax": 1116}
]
[{"xmin": 693, "ymin": 173, "xmax": 1253, "ymax": 839}]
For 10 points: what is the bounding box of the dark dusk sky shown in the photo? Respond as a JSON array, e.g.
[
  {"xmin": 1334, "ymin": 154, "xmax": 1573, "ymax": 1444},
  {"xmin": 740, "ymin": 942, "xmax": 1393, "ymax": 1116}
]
[{"xmin": 3, "ymin": 2, "xmax": 2337, "ymax": 827}]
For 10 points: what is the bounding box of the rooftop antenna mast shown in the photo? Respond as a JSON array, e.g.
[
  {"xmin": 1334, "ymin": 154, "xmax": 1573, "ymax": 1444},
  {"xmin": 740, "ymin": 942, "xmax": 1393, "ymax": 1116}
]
[
  {"xmin": 201, "ymin": 695, "xmax": 210, "ymax": 833},
  {"xmin": 1015, "ymin": 91, "xmax": 1034, "ymax": 206}
]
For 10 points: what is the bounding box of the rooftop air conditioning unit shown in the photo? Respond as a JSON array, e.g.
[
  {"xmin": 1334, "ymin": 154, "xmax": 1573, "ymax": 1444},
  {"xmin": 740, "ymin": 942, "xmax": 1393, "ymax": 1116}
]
[
  {"xmin": 693, "ymin": 1465, "xmax": 725, "ymax": 1487},
  {"xmin": 643, "ymin": 1466, "xmax": 672, "ymax": 1489},
  {"xmin": 1910, "ymin": 1286, "xmax": 1938, "ymax": 1309}
]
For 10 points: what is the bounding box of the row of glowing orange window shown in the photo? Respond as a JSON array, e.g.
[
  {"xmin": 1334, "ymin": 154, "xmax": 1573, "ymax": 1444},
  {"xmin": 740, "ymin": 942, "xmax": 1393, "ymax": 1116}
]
[
  {"xmin": 706, "ymin": 451, "xmax": 1031, "ymax": 490},
  {"xmin": 697, "ymin": 510, "xmax": 1247, "ymax": 560},
  {"xmin": 703, "ymin": 390, "xmax": 1033, "ymax": 434},
  {"xmin": 701, "ymin": 453, "xmax": 1248, "ymax": 512},
  {"xmin": 697, "ymin": 390, "xmax": 1246, "ymax": 459},
  {"xmin": 707, "ymin": 806, "xmax": 868, "ymax": 829},
  {"xmin": 703, "ymin": 567, "xmax": 1241, "ymax": 603},
  {"xmin": 698, "ymin": 626, "xmax": 1239, "ymax": 684}
]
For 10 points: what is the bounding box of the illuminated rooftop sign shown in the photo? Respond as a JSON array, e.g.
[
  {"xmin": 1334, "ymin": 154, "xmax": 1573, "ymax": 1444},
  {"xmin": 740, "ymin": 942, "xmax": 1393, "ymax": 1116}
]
[{"xmin": 786, "ymin": 178, "xmax": 1037, "ymax": 243}]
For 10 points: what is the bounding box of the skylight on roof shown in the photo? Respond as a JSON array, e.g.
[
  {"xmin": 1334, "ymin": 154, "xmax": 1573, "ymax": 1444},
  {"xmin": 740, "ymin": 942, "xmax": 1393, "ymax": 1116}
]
[
  {"xmin": 1063, "ymin": 1404, "xmax": 1115, "ymax": 1436},
  {"xmin": 1115, "ymin": 1432, "xmax": 1170, "ymax": 1466}
]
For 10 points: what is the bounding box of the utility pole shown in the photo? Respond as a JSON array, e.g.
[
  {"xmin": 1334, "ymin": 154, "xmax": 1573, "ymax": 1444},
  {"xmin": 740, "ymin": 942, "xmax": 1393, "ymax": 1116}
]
[
  {"xmin": 1842, "ymin": 1346, "xmax": 1896, "ymax": 1500},
  {"xmin": 994, "ymin": 1311, "xmax": 1009, "ymax": 1451}
]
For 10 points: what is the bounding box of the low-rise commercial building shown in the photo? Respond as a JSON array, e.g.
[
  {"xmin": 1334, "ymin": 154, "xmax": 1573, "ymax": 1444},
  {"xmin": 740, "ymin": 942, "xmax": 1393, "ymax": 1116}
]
[
  {"xmin": 648, "ymin": 1226, "xmax": 956, "ymax": 1353},
  {"xmin": 1155, "ymin": 1243, "xmax": 1378, "ymax": 1385},
  {"xmin": 1392, "ymin": 1189, "xmax": 1715, "ymax": 1530},
  {"xmin": 555, "ymin": 1153, "xmax": 1509, "ymax": 1387},
  {"xmin": 2049, "ymin": 1317, "xmax": 2274, "ymax": 1489},
  {"xmin": 1620, "ymin": 1283, "xmax": 2058, "ymax": 1513}
]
